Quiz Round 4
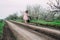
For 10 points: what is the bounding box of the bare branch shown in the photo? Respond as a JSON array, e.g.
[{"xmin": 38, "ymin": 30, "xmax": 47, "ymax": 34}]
[{"xmin": 47, "ymin": 0, "xmax": 60, "ymax": 12}]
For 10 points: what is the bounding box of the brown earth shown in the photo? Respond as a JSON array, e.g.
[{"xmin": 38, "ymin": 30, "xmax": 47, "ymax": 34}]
[{"xmin": 2, "ymin": 23, "xmax": 16, "ymax": 40}]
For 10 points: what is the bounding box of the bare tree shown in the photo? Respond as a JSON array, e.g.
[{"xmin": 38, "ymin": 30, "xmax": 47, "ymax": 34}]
[
  {"xmin": 47, "ymin": 0, "xmax": 60, "ymax": 12},
  {"xmin": 46, "ymin": 0, "xmax": 60, "ymax": 21},
  {"xmin": 26, "ymin": 5, "xmax": 41, "ymax": 20}
]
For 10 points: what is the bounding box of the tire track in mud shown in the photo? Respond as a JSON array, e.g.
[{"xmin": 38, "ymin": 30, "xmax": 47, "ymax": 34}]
[{"xmin": 2, "ymin": 23, "xmax": 16, "ymax": 40}]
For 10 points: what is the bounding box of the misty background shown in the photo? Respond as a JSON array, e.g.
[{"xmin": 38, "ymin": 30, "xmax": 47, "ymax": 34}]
[{"xmin": 0, "ymin": 0, "xmax": 50, "ymax": 19}]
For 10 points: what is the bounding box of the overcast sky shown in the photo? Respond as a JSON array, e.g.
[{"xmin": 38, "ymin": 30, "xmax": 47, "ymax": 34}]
[{"xmin": 0, "ymin": 0, "xmax": 51, "ymax": 19}]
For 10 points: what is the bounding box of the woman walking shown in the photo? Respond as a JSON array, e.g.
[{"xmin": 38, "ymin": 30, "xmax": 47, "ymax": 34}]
[{"xmin": 23, "ymin": 10, "xmax": 29, "ymax": 23}]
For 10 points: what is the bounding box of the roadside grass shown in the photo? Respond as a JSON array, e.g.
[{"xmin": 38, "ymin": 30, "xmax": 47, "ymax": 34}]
[
  {"xmin": 16, "ymin": 19, "xmax": 60, "ymax": 28},
  {"xmin": 30, "ymin": 20, "xmax": 60, "ymax": 28},
  {"xmin": 0, "ymin": 20, "xmax": 5, "ymax": 39}
]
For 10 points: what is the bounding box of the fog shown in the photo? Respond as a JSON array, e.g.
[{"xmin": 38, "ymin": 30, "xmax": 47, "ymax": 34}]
[{"xmin": 0, "ymin": 0, "xmax": 50, "ymax": 19}]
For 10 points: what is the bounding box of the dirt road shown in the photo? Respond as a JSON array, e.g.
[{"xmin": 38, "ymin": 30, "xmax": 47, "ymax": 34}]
[
  {"xmin": 2, "ymin": 23, "xmax": 16, "ymax": 40},
  {"xmin": 5, "ymin": 21, "xmax": 56, "ymax": 40}
]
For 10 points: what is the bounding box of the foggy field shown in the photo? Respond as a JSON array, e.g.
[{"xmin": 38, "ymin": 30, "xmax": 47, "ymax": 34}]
[
  {"xmin": 0, "ymin": 0, "xmax": 60, "ymax": 40},
  {"xmin": 4, "ymin": 0, "xmax": 60, "ymax": 29}
]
